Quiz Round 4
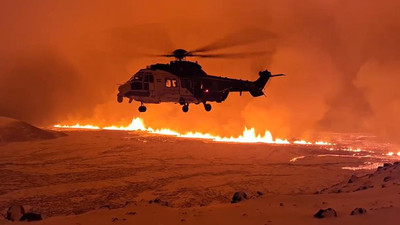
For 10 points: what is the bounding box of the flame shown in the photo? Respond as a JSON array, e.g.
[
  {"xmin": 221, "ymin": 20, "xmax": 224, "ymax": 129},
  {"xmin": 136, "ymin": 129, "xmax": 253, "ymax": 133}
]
[
  {"xmin": 293, "ymin": 140, "xmax": 312, "ymax": 145},
  {"xmin": 53, "ymin": 117, "xmax": 328, "ymax": 145},
  {"xmin": 214, "ymin": 128, "xmax": 289, "ymax": 144},
  {"xmin": 315, "ymin": 141, "xmax": 332, "ymax": 145},
  {"xmin": 54, "ymin": 123, "xmax": 100, "ymax": 130},
  {"xmin": 103, "ymin": 118, "xmax": 146, "ymax": 131}
]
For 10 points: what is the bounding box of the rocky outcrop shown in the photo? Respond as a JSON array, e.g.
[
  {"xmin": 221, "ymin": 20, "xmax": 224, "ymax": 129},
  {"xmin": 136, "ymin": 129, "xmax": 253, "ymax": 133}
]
[
  {"xmin": 350, "ymin": 208, "xmax": 367, "ymax": 215},
  {"xmin": 318, "ymin": 162, "xmax": 400, "ymax": 194},
  {"xmin": 0, "ymin": 117, "xmax": 65, "ymax": 143},
  {"xmin": 314, "ymin": 208, "xmax": 337, "ymax": 219},
  {"xmin": 149, "ymin": 198, "xmax": 169, "ymax": 206},
  {"xmin": 6, "ymin": 205, "xmax": 25, "ymax": 221},
  {"xmin": 231, "ymin": 191, "xmax": 248, "ymax": 203},
  {"xmin": 348, "ymin": 175, "xmax": 358, "ymax": 183}
]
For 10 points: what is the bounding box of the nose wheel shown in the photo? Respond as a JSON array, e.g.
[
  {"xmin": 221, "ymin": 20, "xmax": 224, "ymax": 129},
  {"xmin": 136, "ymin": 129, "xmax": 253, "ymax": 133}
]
[
  {"xmin": 138, "ymin": 106, "xmax": 147, "ymax": 112},
  {"xmin": 138, "ymin": 103, "xmax": 147, "ymax": 112},
  {"xmin": 203, "ymin": 103, "xmax": 212, "ymax": 112},
  {"xmin": 182, "ymin": 104, "xmax": 189, "ymax": 113}
]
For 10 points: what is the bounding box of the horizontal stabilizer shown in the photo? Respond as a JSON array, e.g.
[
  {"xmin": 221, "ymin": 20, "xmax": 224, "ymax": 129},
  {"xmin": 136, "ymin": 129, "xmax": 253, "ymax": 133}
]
[{"xmin": 250, "ymin": 70, "xmax": 284, "ymax": 97}]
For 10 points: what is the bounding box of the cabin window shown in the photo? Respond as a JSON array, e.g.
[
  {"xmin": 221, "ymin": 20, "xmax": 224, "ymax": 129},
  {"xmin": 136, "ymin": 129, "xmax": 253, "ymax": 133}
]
[
  {"xmin": 172, "ymin": 79, "xmax": 177, "ymax": 87},
  {"xmin": 165, "ymin": 79, "xmax": 178, "ymax": 88},
  {"xmin": 165, "ymin": 79, "xmax": 171, "ymax": 87},
  {"xmin": 131, "ymin": 82, "xmax": 142, "ymax": 90},
  {"xmin": 144, "ymin": 83, "xmax": 149, "ymax": 90}
]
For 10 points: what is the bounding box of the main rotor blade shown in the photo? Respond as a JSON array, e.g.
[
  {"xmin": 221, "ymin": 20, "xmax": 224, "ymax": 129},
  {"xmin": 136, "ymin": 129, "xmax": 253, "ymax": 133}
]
[
  {"xmin": 193, "ymin": 50, "xmax": 274, "ymax": 58},
  {"xmin": 190, "ymin": 28, "xmax": 276, "ymax": 53}
]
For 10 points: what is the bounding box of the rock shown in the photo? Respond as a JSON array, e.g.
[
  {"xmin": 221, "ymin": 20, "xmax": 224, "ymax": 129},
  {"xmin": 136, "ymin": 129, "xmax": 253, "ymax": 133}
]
[
  {"xmin": 383, "ymin": 163, "xmax": 392, "ymax": 167},
  {"xmin": 350, "ymin": 208, "xmax": 367, "ymax": 215},
  {"xmin": 348, "ymin": 175, "xmax": 358, "ymax": 183},
  {"xmin": 6, "ymin": 205, "xmax": 25, "ymax": 221},
  {"xmin": 383, "ymin": 176, "xmax": 392, "ymax": 182},
  {"xmin": 231, "ymin": 191, "xmax": 248, "ymax": 203},
  {"xmin": 394, "ymin": 161, "xmax": 400, "ymax": 165},
  {"xmin": 100, "ymin": 205, "xmax": 111, "ymax": 209},
  {"xmin": 111, "ymin": 217, "xmax": 119, "ymax": 222},
  {"xmin": 314, "ymin": 208, "xmax": 337, "ymax": 219},
  {"xmin": 279, "ymin": 203, "xmax": 284, "ymax": 206},
  {"xmin": 355, "ymin": 185, "xmax": 373, "ymax": 191},
  {"xmin": 152, "ymin": 198, "xmax": 169, "ymax": 206},
  {"xmin": 126, "ymin": 211, "xmax": 137, "ymax": 215},
  {"xmin": 20, "ymin": 213, "xmax": 42, "ymax": 221},
  {"xmin": 256, "ymin": 191, "xmax": 263, "ymax": 196}
]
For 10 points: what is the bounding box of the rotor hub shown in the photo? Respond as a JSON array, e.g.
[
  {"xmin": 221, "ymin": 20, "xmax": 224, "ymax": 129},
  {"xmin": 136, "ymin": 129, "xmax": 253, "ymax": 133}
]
[{"xmin": 172, "ymin": 49, "xmax": 191, "ymax": 61}]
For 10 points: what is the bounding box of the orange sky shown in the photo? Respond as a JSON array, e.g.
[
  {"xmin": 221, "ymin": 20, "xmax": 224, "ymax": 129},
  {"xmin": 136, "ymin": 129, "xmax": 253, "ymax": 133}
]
[{"xmin": 1, "ymin": 0, "xmax": 400, "ymax": 142}]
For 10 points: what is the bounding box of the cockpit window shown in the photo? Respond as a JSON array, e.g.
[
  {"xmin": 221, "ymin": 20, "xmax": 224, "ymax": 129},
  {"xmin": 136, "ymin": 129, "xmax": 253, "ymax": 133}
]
[
  {"xmin": 145, "ymin": 75, "xmax": 154, "ymax": 83},
  {"xmin": 131, "ymin": 82, "xmax": 142, "ymax": 90},
  {"xmin": 129, "ymin": 72, "xmax": 144, "ymax": 81},
  {"xmin": 133, "ymin": 75, "xmax": 142, "ymax": 81}
]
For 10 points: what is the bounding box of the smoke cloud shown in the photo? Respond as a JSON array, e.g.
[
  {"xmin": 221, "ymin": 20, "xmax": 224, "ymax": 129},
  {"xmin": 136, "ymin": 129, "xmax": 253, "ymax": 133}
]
[{"xmin": 1, "ymin": 0, "xmax": 400, "ymax": 143}]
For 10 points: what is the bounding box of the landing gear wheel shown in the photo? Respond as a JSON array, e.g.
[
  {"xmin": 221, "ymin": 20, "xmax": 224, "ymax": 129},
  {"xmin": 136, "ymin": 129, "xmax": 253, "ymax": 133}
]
[
  {"xmin": 138, "ymin": 106, "xmax": 147, "ymax": 112},
  {"xmin": 182, "ymin": 104, "xmax": 189, "ymax": 113},
  {"xmin": 204, "ymin": 103, "xmax": 212, "ymax": 112}
]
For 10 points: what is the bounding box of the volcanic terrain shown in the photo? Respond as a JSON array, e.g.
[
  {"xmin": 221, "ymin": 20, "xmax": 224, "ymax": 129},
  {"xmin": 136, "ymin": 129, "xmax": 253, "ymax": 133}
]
[{"xmin": 1, "ymin": 121, "xmax": 399, "ymax": 224}]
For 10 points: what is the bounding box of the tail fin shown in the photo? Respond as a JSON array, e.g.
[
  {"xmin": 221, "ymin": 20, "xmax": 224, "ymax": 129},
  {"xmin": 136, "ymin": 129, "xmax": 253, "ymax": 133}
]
[{"xmin": 250, "ymin": 70, "xmax": 284, "ymax": 97}]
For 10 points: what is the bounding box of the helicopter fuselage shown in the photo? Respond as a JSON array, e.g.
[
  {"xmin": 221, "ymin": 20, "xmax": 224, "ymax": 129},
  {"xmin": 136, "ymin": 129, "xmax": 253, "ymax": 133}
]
[
  {"xmin": 117, "ymin": 60, "xmax": 279, "ymax": 112},
  {"xmin": 118, "ymin": 69, "xmax": 200, "ymax": 104}
]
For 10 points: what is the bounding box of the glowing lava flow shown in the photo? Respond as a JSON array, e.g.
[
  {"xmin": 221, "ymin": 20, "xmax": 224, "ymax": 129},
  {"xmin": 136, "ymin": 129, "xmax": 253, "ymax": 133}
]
[
  {"xmin": 103, "ymin": 118, "xmax": 289, "ymax": 144},
  {"xmin": 54, "ymin": 124, "xmax": 100, "ymax": 130},
  {"xmin": 54, "ymin": 118, "xmax": 335, "ymax": 145}
]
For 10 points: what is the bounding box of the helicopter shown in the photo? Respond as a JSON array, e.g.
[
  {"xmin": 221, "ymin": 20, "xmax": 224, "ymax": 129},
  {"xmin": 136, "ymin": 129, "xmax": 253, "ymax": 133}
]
[{"xmin": 117, "ymin": 48, "xmax": 284, "ymax": 113}]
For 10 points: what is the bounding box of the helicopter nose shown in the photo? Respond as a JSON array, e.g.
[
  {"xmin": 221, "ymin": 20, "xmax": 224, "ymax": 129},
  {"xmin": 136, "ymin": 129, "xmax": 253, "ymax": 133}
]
[
  {"xmin": 118, "ymin": 83, "xmax": 129, "ymax": 92},
  {"xmin": 118, "ymin": 84, "xmax": 124, "ymax": 92}
]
